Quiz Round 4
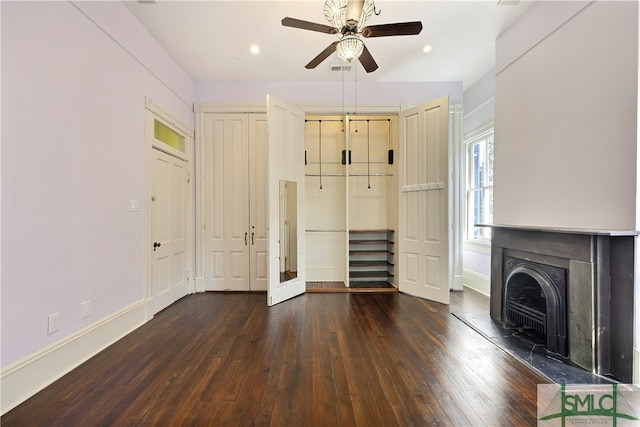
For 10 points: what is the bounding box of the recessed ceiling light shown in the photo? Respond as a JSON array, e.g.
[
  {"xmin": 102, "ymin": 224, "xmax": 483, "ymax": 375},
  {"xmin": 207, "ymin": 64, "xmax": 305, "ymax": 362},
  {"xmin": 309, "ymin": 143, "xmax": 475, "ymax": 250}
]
[
  {"xmin": 250, "ymin": 45, "xmax": 260, "ymax": 55},
  {"xmin": 423, "ymin": 45, "xmax": 433, "ymax": 53}
]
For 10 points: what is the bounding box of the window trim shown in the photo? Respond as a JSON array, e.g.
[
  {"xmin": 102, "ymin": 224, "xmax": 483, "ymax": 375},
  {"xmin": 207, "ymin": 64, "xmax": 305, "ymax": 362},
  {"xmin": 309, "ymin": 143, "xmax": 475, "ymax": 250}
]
[{"xmin": 464, "ymin": 122, "xmax": 494, "ymax": 245}]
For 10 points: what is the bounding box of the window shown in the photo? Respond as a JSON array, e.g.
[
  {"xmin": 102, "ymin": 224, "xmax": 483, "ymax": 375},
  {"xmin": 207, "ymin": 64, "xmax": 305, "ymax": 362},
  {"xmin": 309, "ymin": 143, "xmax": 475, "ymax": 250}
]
[
  {"xmin": 154, "ymin": 119, "xmax": 186, "ymax": 153},
  {"xmin": 465, "ymin": 127, "xmax": 494, "ymax": 241}
]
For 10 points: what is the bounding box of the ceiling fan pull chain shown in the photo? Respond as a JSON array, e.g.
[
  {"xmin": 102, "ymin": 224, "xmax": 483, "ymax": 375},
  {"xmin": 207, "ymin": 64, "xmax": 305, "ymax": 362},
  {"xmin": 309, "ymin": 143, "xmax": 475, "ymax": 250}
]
[
  {"xmin": 387, "ymin": 118, "xmax": 393, "ymax": 165},
  {"xmin": 319, "ymin": 120, "xmax": 323, "ymax": 190},
  {"xmin": 367, "ymin": 119, "xmax": 371, "ymax": 189},
  {"xmin": 354, "ymin": 64, "xmax": 358, "ymax": 133}
]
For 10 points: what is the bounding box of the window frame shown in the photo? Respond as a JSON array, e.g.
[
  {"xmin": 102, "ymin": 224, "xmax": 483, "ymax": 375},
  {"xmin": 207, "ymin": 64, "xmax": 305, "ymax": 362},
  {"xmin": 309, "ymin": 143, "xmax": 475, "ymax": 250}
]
[{"xmin": 464, "ymin": 123, "xmax": 494, "ymax": 248}]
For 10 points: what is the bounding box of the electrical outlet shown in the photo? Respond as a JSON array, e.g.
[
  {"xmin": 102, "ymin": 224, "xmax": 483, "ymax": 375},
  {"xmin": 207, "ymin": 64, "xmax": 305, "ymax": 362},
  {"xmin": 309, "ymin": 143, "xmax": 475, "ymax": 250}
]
[
  {"xmin": 81, "ymin": 300, "xmax": 91, "ymax": 318},
  {"xmin": 48, "ymin": 313, "xmax": 60, "ymax": 334}
]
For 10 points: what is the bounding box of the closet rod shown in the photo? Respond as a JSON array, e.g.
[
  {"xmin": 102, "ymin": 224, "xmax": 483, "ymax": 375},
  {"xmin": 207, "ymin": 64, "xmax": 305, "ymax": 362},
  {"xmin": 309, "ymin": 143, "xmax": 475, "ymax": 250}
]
[
  {"xmin": 305, "ymin": 173, "xmax": 392, "ymax": 177},
  {"xmin": 348, "ymin": 119, "xmax": 391, "ymax": 122},
  {"xmin": 305, "ymin": 229, "xmax": 346, "ymax": 233}
]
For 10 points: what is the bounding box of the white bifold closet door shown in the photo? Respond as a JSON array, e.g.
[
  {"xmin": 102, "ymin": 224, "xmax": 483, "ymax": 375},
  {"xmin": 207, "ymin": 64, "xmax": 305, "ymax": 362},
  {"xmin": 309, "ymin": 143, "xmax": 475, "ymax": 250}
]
[{"xmin": 203, "ymin": 113, "xmax": 268, "ymax": 291}]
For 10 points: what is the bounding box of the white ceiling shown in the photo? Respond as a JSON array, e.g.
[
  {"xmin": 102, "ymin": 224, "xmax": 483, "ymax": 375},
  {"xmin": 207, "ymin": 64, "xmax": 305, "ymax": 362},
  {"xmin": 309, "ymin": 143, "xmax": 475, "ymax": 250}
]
[{"xmin": 124, "ymin": 0, "xmax": 533, "ymax": 88}]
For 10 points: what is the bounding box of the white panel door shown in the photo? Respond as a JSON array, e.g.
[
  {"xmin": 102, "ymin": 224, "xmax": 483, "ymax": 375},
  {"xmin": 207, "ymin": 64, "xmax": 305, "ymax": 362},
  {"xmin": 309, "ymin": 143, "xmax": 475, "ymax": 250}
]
[
  {"xmin": 249, "ymin": 114, "xmax": 269, "ymax": 291},
  {"xmin": 398, "ymin": 96, "xmax": 450, "ymax": 304},
  {"xmin": 267, "ymin": 95, "xmax": 306, "ymax": 306},
  {"xmin": 151, "ymin": 148, "xmax": 189, "ymax": 313},
  {"xmin": 203, "ymin": 114, "xmax": 250, "ymax": 290}
]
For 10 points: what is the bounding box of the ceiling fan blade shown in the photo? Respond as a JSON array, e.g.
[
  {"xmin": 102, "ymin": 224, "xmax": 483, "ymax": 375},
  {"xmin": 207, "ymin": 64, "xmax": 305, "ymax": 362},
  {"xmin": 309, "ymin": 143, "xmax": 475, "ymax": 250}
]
[
  {"xmin": 358, "ymin": 44, "xmax": 378, "ymax": 73},
  {"xmin": 346, "ymin": 0, "xmax": 365, "ymax": 24},
  {"xmin": 282, "ymin": 17, "xmax": 338, "ymax": 34},
  {"xmin": 362, "ymin": 21, "xmax": 423, "ymax": 38},
  {"xmin": 305, "ymin": 41, "xmax": 340, "ymax": 69}
]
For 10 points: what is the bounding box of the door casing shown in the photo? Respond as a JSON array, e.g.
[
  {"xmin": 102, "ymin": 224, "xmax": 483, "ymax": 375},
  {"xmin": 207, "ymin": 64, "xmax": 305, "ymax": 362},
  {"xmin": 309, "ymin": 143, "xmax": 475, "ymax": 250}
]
[{"xmin": 145, "ymin": 98, "xmax": 194, "ymax": 319}]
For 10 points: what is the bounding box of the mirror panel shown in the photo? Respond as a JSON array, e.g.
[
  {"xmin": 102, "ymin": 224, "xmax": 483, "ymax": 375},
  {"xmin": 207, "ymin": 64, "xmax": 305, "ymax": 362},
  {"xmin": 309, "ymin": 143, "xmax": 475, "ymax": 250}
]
[{"xmin": 279, "ymin": 180, "xmax": 298, "ymax": 283}]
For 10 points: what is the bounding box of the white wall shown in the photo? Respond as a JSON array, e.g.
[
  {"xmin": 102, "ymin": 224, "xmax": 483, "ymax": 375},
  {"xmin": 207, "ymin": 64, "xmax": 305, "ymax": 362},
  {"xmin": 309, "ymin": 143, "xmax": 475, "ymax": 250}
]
[
  {"xmin": 1, "ymin": 0, "xmax": 193, "ymax": 410},
  {"xmin": 195, "ymin": 81, "xmax": 462, "ymax": 108},
  {"xmin": 462, "ymin": 69, "xmax": 495, "ymax": 295},
  {"xmin": 494, "ymin": 0, "xmax": 638, "ymax": 230},
  {"xmin": 463, "ymin": 68, "xmax": 495, "ymax": 136}
]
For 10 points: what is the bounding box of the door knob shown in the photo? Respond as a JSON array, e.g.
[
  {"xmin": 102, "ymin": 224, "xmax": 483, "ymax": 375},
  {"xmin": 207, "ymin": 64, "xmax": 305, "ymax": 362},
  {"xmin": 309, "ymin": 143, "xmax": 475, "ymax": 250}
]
[{"xmin": 153, "ymin": 242, "xmax": 161, "ymax": 251}]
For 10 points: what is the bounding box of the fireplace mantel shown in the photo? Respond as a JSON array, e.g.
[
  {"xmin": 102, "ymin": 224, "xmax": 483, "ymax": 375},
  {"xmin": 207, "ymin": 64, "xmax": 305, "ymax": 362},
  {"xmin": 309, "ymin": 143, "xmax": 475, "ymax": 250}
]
[
  {"xmin": 485, "ymin": 225, "xmax": 635, "ymax": 383},
  {"xmin": 478, "ymin": 223, "xmax": 638, "ymax": 237}
]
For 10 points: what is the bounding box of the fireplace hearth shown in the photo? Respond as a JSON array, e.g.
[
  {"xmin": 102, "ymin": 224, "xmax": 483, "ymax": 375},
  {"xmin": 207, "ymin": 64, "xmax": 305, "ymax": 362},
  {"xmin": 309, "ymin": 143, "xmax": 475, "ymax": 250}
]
[{"xmin": 487, "ymin": 225, "xmax": 636, "ymax": 383}]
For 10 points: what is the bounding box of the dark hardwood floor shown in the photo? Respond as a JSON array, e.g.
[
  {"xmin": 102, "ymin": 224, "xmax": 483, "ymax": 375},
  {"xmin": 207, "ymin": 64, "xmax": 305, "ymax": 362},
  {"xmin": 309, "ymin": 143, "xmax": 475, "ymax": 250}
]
[{"xmin": 2, "ymin": 290, "xmax": 549, "ymax": 426}]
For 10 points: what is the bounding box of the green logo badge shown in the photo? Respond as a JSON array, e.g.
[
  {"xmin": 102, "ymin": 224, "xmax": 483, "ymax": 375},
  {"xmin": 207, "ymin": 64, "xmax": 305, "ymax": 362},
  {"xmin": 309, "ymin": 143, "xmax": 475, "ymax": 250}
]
[{"xmin": 538, "ymin": 384, "xmax": 640, "ymax": 426}]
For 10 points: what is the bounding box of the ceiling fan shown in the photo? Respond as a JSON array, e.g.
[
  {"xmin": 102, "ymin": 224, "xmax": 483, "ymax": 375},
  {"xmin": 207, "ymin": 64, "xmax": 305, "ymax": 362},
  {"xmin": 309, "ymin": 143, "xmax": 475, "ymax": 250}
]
[{"xmin": 282, "ymin": 0, "xmax": 423, "ymax": 73}]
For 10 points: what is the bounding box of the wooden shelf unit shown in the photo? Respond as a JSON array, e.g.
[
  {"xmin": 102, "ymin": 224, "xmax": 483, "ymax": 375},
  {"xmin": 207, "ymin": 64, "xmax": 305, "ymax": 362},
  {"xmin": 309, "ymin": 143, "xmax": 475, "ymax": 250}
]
[{"xmin": 348, "ymin": 230, "xmax": 394, "ymax": 287}]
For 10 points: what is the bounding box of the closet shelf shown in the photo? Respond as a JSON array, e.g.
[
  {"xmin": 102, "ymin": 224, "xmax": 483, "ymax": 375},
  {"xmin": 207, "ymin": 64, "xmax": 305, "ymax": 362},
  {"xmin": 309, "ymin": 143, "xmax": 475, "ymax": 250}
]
[
  {"xmin": 350, "ymin": 271, "xmax": 394, "ymax": 279},
  {"xmin": 349, "ymin": 229, "xmax": 394, "ymax": 234},
  {"xmin": 350, "ymin": 260, "xmax": 394, "ymax": 267},
  {"xmin": 305, "ymin": 173, "xmax": 393, "ymax": 177},
  {"xmin": 349, "ymin": 250, "xmax": 393, "ymax": 256},
  {"xmin": 350, "ymin": 239, "xmax": 394, "ymax": 245}
]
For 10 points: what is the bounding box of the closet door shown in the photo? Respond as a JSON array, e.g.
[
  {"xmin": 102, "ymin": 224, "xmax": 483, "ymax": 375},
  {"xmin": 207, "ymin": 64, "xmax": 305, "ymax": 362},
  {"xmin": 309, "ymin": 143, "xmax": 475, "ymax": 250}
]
[
  {"xmin": 398, "ymin": 96, "xmax": 450, "ymax": 304},
  {"xmin": 249, "ymin": 114, "xmax": 268, "ymax": 291},
  {"xmin": 204, "ymin": 114, "xmax": 250, "ymax": 290}
]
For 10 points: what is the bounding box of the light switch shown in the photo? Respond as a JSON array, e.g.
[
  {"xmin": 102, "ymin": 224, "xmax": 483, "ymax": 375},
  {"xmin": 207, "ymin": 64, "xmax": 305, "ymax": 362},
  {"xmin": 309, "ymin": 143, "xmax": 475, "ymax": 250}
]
[{"xmin": 130, "ymin": 199, "xmax": 139, "ymax": 212}]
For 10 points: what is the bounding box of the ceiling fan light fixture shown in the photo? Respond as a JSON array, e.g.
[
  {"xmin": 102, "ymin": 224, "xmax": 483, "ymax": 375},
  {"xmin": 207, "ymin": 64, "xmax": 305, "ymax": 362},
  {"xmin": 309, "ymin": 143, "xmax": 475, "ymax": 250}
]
[
  {"xmin": 324, "ymin": 0, "xmax": 347, "ymax": 29},
  {"xmin": 336, "ymin": 35, "xmax": 364, "ymax": 62}
]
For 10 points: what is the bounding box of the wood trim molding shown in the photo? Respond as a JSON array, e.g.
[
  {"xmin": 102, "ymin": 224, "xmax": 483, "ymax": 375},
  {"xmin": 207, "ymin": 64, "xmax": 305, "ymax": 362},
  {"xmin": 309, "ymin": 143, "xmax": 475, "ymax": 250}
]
[
  {"xmin": 146, "ymin": 96, "xmax": 193, "ymax": 137},
  {"xmin": 463, "ymin": 269, "xmax": 490, "ymax": 296},
  {"xmin": 0, "ymin": 300, "xmax": 148, "ymax": 415},
  {"xmin": 194, "ymin": 104, "xmax": 266, "ymax": 114}
]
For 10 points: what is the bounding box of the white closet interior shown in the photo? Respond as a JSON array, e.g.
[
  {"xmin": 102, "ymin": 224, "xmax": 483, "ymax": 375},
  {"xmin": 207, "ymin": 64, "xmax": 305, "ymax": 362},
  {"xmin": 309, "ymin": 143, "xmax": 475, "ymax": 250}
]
[{"xmin": 305, "ymin": 114, "xmax": 399, "ymax": 287}]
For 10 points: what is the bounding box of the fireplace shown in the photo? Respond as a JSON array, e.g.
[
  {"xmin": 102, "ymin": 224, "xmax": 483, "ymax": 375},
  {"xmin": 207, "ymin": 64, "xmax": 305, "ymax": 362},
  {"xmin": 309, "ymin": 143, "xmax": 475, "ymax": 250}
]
[
  {"xmin": 503, "ymin": 256, "xmax": 567, "ymax": 357},
  {"xmin": 488, "ymin": 226, "xmax": 635, "ymax": 383}
]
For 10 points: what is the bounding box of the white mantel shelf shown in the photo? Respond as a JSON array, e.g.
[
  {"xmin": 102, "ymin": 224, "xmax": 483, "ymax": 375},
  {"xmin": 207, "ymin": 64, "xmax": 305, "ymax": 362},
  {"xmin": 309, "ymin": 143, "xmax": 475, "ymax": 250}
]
[{"xmin": 476, "ymin": 224, "xmax": 639, "ymax": 237}]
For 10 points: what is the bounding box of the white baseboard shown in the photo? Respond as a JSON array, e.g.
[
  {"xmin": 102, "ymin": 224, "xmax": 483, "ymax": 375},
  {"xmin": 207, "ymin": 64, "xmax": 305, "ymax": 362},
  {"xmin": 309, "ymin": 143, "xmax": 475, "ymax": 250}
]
[
  {"xmin": 195, "ymin": 276, "xmax": 206, "ymax": 293},
  {"xmin": 463, "ymin": 268, "xmax": 490, "ymax": 296},
  {"xmin": 1, "ymin": 300, "xmax": 148, "ymax": 415},
  {"xmin": 451, "ymin": 274, "xmax": 464, "ymax": 291}
]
